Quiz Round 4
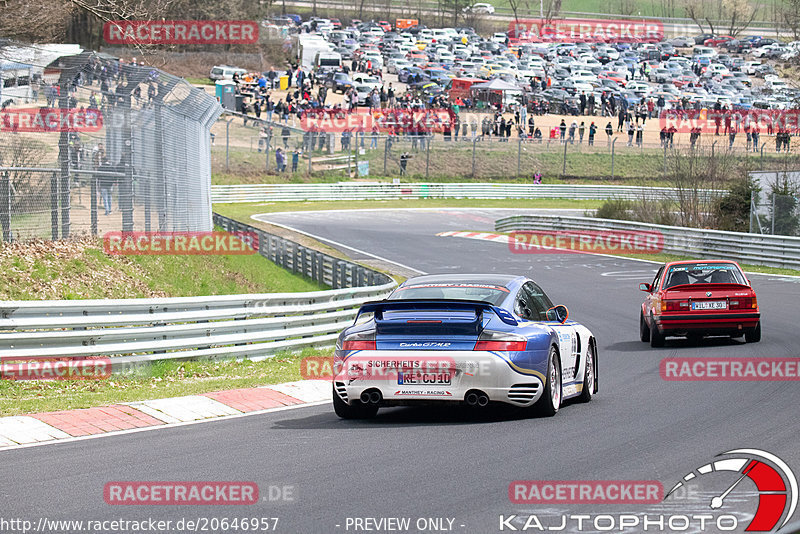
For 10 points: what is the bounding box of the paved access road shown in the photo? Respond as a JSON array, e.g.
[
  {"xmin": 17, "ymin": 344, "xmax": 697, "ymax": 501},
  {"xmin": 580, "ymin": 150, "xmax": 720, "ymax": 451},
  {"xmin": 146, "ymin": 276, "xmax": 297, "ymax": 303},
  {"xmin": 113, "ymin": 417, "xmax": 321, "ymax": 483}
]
[{"xmin": 2, "ymin": 208, "xmax": 798, "ymax": 534}]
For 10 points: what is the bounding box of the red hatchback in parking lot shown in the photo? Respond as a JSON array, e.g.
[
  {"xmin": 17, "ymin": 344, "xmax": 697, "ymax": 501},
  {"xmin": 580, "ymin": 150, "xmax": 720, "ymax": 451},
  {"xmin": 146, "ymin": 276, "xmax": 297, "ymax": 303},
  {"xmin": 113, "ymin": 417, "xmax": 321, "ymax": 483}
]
[{"xmin": 639, "ymin": 260, "xmax": 761, "ymax": 347}]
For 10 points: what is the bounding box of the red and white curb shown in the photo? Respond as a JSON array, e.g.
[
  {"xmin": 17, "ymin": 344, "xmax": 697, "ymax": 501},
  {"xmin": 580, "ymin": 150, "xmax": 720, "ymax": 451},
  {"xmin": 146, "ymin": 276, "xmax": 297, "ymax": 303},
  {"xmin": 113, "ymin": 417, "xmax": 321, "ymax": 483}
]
[
  {"xmin": 437, "ymin": 231, "xmax": 510, "ymax": 244},
  {"xmin": 0, "ymin": 380, "xmax": 331, "ymax": 450}
]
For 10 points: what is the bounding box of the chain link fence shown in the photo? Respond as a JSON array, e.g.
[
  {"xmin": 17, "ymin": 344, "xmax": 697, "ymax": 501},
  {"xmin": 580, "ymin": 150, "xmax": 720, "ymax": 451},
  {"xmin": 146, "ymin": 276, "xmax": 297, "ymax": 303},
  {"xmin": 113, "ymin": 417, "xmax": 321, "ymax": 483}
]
[
  {"xmin": 750, "ymin": 171, "xmax": 800, "ymax": 236},
  {"xmin": 213, "ymin": 112, "xmax": 800, "ymax": 182},
  {"xmin": 0, "ymin": 46, "xmax": 222, "ymax": 241}
]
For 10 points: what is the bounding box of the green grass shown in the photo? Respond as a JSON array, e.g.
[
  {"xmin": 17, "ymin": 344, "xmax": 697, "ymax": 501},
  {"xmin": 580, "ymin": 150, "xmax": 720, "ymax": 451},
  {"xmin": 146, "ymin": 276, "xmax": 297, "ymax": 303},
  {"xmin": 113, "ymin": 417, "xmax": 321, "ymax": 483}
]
[
  {"xmin": 185, "ymin": 77, "xmax": 214, "ymax": 86},
  {"xmin": 0, "ymin": 349, "xmax": 331, "ymax": 416},
  {"xmin": 213, "ymin": 141, "xmax": 799, "ymax": 184},
  {"xmin": 124, "ymin": 243, "xmax": 324, "ymax": 296},
  {"xmin": 0, "ymin": 233, "xmax": 324, "ymax": 301}
]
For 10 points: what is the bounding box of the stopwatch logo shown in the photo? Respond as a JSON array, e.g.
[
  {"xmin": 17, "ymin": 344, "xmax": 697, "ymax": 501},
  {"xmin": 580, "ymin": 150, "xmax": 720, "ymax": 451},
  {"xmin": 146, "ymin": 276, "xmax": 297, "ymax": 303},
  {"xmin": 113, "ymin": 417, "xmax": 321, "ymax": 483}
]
[{"xmin": 666, "ymin": 448, "xmax": 798, "ymax": 532}]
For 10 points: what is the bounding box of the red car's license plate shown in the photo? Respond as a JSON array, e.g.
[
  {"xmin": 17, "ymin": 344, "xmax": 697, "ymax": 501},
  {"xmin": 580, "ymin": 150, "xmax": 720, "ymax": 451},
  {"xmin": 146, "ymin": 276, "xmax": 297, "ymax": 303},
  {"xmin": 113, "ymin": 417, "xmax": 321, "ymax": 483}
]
[{"xmin": 691, "ymin": 300, "xmax": 727, "ymax": 310}]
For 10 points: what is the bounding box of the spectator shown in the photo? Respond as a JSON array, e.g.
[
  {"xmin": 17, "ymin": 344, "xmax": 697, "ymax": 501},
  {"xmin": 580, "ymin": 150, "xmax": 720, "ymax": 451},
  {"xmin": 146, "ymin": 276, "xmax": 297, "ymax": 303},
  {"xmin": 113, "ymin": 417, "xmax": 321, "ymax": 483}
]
[
  {"xmin": 605, "ymin": 122, "xmax": 613, "ymax": 145},
  {"xmin": 282, "ymin": 125, "xmax": 291, "ymax": 148},
  {"xmin": 578, "ymin": 121, "xmax": 585, "ymax": 144},
  {"xmin": 399, "ymin": 151, "xmax": 411, "ymax": 175},
  {"xmin": 276, "ymin": 147, "xmax": 286, "ymax": 172},
  {"xmin": 292, "ymin": 149, "xmax": 300, "ymax": 173},
  {"xmin": 98, "ymin": 159, "xmax": 115, "ymax": 216},
  {"xmin": 588, "ymin": 122, "xmax": 597, "ymax": 146}
]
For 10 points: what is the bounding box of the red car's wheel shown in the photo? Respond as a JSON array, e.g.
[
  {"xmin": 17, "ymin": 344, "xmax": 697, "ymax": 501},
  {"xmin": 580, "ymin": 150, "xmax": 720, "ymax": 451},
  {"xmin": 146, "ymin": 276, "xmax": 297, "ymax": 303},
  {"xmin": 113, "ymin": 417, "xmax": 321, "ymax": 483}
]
[
  {"xmin": 639, "ymin": 310, "xmax": 650, "ymax": 342},
  {"xmin": 650, "ymin": 314, "xmax": 665, "ymax": 347},
  {"xmin": 745, "ymin": 321, "xmax": 761, "ymax": 343}
]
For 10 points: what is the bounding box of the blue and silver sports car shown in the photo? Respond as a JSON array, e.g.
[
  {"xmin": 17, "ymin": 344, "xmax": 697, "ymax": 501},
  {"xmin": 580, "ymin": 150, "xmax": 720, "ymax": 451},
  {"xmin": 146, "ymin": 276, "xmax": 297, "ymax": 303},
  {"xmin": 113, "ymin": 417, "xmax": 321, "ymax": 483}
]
[{"xmin": 332, "ymin": 274, "xmax": 598, "ymax": 419}]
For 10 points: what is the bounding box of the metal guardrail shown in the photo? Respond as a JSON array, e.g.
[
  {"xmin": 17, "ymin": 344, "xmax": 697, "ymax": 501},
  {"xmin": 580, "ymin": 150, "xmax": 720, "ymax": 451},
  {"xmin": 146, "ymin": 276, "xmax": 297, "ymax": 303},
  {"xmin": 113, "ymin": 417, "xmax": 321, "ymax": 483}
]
[
  {"xmin": 0, "ymin": 214, "xmax": 396, "ymax": 371},
  {"xmin": 211, "ymin": 183, "xmax": 722, "ymax": 204},
  {"xmin": 495, "ymin": 214, "xmax": 800, "ymax": 270}
]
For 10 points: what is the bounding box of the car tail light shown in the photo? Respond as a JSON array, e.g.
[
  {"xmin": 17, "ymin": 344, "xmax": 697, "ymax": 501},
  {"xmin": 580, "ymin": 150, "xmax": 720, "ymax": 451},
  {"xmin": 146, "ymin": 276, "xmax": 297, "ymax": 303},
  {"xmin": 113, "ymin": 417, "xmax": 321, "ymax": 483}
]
[
  {"xmin": 341, "ymin": 330, "xmax": 376, "ymax": 351},
  {"xmin": 474, "ymin": 330, "xmax": 527, "ymax": 352},
  {"xmin": 729, "ymin": 297, "xmax": 757, "ymax": 310},
  {"xmin": 664, "ymin": 300, "xmax": 689, "ymax": 311}
]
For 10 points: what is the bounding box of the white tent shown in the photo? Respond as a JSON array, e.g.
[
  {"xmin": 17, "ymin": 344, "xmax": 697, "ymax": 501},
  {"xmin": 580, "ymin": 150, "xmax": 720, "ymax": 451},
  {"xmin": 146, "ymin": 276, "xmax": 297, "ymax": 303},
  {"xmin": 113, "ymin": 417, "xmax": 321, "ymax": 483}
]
[{"xmin": 471, "ymin": 78, "xmax": 523, "ymax": 107}]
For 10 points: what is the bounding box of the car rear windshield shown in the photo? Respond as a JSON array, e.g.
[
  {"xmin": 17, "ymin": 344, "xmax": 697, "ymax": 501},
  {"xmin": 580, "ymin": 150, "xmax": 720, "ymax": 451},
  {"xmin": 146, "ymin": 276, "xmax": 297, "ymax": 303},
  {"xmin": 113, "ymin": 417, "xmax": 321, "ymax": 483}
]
[
  {"xmin": 388, "ymin": 283, "xmax": 509, "ymax": 305},
  {"xmin": 663, "ymin": 263, "xmax": 747, "ymax": 288}
]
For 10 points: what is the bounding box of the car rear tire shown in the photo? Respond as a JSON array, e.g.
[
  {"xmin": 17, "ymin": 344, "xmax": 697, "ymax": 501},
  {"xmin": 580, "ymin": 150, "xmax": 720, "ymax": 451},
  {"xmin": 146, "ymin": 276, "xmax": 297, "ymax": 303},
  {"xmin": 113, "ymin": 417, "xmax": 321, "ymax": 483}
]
[
  {"xmin": 650, "ymin": 315, "xmax": 665, "ymax": 347},
  {"xmin": 535, "ymin": 347, "xmax": 562, "ymax": 416},
  {"xmin": 577, "ymin": 342, "xmax": 595, "ymax": 403},
  {"xmin": 333, "ymin": 387, "xmax": 379, "ymax": 419},
  {"xmin": 745, "ymin": 321, "xmax": 761, "ymax": 343},
  {"xmin": 639, "ymin": 310, "xmax": 650, "ymax": 342}
]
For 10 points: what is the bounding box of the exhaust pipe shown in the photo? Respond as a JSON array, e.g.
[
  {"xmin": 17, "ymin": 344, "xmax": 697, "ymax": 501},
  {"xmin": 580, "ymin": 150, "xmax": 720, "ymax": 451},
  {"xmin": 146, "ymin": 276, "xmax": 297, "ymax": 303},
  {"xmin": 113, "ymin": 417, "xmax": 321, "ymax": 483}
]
[
  {"xmin": 465, "ymin": 392, "xmax": 478, "ymax": 406},
  {"xmin": 360, "ymin": 389, "xmax": 382, "ymax": 404},
  {"xmin": 477, "ymin": 394, "xmax": 489, "ymax": 407}
]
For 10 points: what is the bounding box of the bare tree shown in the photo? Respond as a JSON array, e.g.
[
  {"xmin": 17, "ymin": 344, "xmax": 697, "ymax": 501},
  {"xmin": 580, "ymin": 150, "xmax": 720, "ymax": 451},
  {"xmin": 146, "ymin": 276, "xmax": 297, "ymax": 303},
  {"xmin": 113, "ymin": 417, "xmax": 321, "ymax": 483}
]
[
  {"xmin": 684, "ymin": 0, "xmax": 712, "ymax": 33},
  {"xmin": 723, "ymin": 0, "xmax": 758, "ymax": 37},
  {"xmin": 507, "ymin": 0, "xmax": 529, "ymax": 23},
  {"xmin": 0, "ymin": 0, "xmax": 74, "ymax": 42},
  {"xmin": 780, "ymin": 0, "xmax": 800, "ymax": 40}
]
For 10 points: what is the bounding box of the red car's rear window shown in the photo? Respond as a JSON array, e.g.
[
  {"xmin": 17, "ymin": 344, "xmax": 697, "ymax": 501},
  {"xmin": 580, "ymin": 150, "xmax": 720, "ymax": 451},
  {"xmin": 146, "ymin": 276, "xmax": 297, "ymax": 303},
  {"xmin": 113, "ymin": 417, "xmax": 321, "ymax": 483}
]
[{"xmin": 663, "ymin": 263, "xmax": 747, "ymax": 288}]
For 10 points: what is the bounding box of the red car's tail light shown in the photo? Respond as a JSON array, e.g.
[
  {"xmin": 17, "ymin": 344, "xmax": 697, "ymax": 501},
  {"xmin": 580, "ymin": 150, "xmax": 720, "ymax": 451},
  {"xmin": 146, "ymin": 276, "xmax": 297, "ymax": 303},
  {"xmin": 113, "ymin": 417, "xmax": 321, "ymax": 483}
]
[
  {"xmin": 341, "ymin": 330, "xmax": 376, "ymax": 351},
  {"xmin": 665, "ymin": 300, "xmax": 689, "ymax": 311},
  {"xmin": 474, "ymin": 330, "xmax": 527, "ymax": 352},
  {"xmin": 729, "ymin": 297, "xmax": 756, "ymax": 310}
]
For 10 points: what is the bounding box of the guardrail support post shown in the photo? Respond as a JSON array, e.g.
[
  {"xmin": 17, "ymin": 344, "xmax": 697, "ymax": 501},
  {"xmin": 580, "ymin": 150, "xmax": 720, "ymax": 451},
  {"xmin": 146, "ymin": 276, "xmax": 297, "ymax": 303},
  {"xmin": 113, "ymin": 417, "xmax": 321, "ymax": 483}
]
[
  {"xmin": 338, "ymin": 261, "xmax": 347, "ymax": 288},
  {"xmin": 331, "ymin": 261, "xmax": 339, "ymax": 289},
  {"xmin": 311, "ymin": 250, "xmax": 318, "ymax": 281}
]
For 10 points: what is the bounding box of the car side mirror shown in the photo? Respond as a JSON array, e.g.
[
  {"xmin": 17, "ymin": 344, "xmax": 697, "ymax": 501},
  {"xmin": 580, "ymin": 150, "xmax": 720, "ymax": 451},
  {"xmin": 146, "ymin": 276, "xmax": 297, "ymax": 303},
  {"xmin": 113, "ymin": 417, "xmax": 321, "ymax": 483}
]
[
  {"xmin": 546, "ymin": 305, "xmax": 569, "ymax": 324},
  {"xmin": 639, "ymin": 283, "xmax": 652, "ymax": 292}
]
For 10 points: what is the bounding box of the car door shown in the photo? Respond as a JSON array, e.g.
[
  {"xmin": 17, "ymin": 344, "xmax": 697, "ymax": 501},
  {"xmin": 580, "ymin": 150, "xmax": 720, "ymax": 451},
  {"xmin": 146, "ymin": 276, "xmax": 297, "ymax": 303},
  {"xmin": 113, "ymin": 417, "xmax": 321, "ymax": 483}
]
[
  {"xmin": 521, "ymin": 282, "xmax": 578, "ymax": 383},
  {"xmin": 644, "ymin": 266, "xmax": 664, "ymax": 321}
]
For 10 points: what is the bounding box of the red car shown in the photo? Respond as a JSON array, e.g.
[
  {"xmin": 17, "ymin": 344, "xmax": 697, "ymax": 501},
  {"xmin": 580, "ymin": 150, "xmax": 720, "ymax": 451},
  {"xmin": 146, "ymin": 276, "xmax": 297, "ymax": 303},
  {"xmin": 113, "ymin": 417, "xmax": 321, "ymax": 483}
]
[
  {"xmin": 704, "ymin": 35, "xmax": 733, "ymax": 47},
  {"xmin": 377, "ymin": 20, "xmax": 392, "ymax": 32},
  {"xmin": 639, "ymin": 260, "xmax": 761, "ymax": 347}
]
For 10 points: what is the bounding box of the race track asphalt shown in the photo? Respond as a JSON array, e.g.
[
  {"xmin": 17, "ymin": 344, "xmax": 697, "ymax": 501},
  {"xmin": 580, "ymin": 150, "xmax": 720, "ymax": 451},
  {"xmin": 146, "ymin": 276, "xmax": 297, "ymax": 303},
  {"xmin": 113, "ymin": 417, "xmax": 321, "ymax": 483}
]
[{"xmin": 2, "ymin": 208, "xmax": 798, "ymax": 534}]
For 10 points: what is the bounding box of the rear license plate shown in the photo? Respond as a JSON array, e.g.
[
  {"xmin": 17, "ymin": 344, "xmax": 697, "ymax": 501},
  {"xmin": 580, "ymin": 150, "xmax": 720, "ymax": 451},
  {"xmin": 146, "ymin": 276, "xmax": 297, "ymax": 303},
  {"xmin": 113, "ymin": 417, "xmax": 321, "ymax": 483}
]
[
  {"xmin": 691, "ymin": 300, "xmax": 727, "ymax": 310},
  {"xmin": 397, "ymin": 372, "xmax": 452, "ymax": 385}
]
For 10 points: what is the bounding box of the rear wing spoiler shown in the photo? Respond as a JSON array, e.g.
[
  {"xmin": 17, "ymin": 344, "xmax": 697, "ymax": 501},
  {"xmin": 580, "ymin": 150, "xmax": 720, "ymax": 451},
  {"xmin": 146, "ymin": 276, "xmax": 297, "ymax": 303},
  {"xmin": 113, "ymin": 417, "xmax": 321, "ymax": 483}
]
[{"xmin": 356, "ymin": 299, "xmax": 518, "ymax": 326}]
